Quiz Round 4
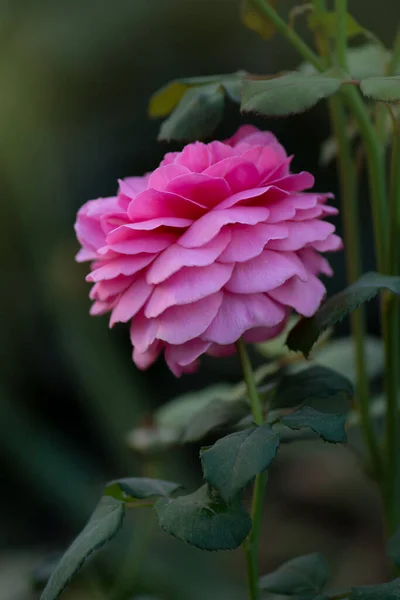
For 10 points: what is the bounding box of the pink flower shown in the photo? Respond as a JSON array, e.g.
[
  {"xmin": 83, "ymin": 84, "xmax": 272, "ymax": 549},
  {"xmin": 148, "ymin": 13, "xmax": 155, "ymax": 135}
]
[{"xmin": 75, "ymin": 126, "xmax": 342, "ymax": 376}]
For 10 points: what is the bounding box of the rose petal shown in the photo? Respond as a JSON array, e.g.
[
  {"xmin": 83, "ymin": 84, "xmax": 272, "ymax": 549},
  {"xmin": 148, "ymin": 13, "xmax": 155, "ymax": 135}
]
[
  {"xmin": 178, "ymin": 206, "xmax": 270, "ymax": 248},
  {"xmin": 127, "ymin": 189, "xmax": 206, "ymax": 222},
  {"xmin": 298, "ymin": 247, "xmax": 333, "ymax": 276},
  {"xmin": 87, "ymin": 254, "xmax": 155, "ymax": 282},
  {"xmin": 105, "ymin": 232, "xmax": 177, "ymax": 255},
  {"xmin": 267, "ymin": 220, "xmax": 335, "ymax": 251},
  {"xmin": 156, "ymin": 292, "xmax": 223, "ymax": 345},
  {"xmin": 133, "ymin": 340, "xmax": 163, "ymax": 370},
  {"xmin": 269, "ymin": 274, "xmax": 326, "ymax": 316},
  {"xmin": 203, "ymin": 292, "xmax": 285, "ymax": 344},
  {"xmin": 310, "ymin": 234, "xmax": 343, "ymax": 252},
  {"xmin": 166, "ymin": 173, "xmax": 231, "ymax": 207},
  {"xmin": 218, "ymin": 223, "xmax": 288, "ymax": 263},
  {"xmin": 145, "ymin": 263, "xmax": 233, "ymax": 318},
  {"xmin": 165, "ymin": 339, "xmax": 211, "ymax": 374},
  {"xmin": 226, "ymin": 250, "xmax": 308, "ymax": 294},
  {"xmin": 110, "ymin": 275, "xmax": 153, "ymax": 326},
  {"xmin": 148, "ymin": 164, "xmax": 190, "ymax": 190},
  {"xmin": 146, "ymin": 230, "xmax": 231, "ymax": 284}
]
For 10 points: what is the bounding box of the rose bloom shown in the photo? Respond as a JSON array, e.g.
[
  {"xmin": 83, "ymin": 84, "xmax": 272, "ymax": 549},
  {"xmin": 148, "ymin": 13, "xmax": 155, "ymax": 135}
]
[{"xmin": 75, "ymin": 126, "xmax": 341, "ymax": 376}]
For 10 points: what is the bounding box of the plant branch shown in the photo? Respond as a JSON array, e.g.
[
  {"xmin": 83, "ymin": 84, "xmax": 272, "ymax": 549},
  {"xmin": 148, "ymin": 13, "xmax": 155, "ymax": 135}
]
[
  {"xmin": 328, "ymin": 96, "xmax": 382, "ymax": 477},
  {"xmin": 236, "ymin": 339, "xmax": 265, "ymax": 600},
  {"xmin": 252, "ymin": 0, "xmax": 323, "ymax": 71},
  {"xmin": 335, "ymin": 0, "xmax": 348, "ymax": 70}
]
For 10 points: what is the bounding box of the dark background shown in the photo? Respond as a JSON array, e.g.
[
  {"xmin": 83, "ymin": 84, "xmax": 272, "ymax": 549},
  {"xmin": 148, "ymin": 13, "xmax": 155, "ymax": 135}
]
[{"xmin": 1, "ymin": 1, "xmax": 398, "ymax": 599}]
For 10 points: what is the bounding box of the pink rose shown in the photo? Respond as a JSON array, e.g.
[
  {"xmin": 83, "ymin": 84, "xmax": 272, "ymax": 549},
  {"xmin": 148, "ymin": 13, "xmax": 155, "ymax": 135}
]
[{"xmin": 75, "ymin": 126, "xmax": 342, "ymax": 376}]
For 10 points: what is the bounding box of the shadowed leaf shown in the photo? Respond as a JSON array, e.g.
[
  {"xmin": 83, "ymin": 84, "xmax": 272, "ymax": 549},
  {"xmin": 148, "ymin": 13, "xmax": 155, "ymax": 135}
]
[
  {"xmin": 201, "ymin": 424, "xmax": 279, "ymax": 501},
  {"xmin": 271, "ymin": 366, "xmax": 353, "ymax": 411},
  {"xmin": 360, "ymin": 76, "xmax": 400, "ymax": 102},
  {"xmin": 241, "ymin": 69, "xmax": 346, "ymax": 116},
  {"xmin": 158, "ymin": 84, "xmax": 224, "ymax": 142},
  {"xmin": 40, "ymin": 497, "xmax": 124, "ymax": 600},
  {"xmin": 349, "ymin": 579, "xmax": 400, "ymax": 599},
  {"xmin": 387, "ymin": 528, "xmax": 400, "ymax": 567},
  {"xmin": 105, "ymin": 478, "xmax": 182, "ymax": 501},
  {"xmin": 259, "ymin": 553, "xmax": 329, "ymax": 595},
  {"xmin": 155, "ymin": 484, "xmax": 251, "ymax": 550},
  {"xmin": 281, "ymin": 406, "xmax": 346, "ymax": 443},
  {"xmin": 287, "ymin": 273, "xmax": 400, "ymax": 356}
]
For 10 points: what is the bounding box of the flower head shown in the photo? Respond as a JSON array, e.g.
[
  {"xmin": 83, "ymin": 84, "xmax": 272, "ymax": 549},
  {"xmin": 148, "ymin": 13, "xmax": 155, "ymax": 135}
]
[{"xmin": 75, "ymin": 126, "xmax": 342, "ymax": 375}]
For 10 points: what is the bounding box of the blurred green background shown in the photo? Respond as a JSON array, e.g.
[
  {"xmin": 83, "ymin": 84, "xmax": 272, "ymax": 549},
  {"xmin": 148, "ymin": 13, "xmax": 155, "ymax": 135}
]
[{"xmin": 1, "ymin": 1, "xmax": 399, "ymax": 599}]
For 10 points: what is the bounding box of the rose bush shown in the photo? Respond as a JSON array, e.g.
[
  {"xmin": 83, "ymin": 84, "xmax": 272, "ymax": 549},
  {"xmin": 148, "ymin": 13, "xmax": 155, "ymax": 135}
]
[{"xmin": 75, "ymin": 125, "xmax": 341, "ymax": 375}]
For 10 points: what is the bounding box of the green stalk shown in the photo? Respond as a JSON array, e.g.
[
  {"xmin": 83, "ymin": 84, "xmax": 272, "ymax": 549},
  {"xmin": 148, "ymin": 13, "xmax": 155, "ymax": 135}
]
[
  {"xmin": 252, "ymin": 0, "xmax": 322, "ymax": 71},
  {"xmin": 335, "ymin": 0, "xmax": 348, "ymax": 70},
  {"xmin": 328, "ymin": 96, "xmax": 382, "ymax": 476},
  {"xmin": 313, "ymin": 0, "xmax": 381, "ymax": 475},
  {"xmin": 389, "ymin": 27, "xmax": 400, "ymax": 75},
  {"xmin": 236, "ymin": 339, "xmax": 265, "ymax": 600},
  {"xmin": 341, "ymin": 86, "xmax": 387, "ymax": 272},
  {"xmin": 383, "ymin": 115, "xmax": 400, "ymax": 531}
]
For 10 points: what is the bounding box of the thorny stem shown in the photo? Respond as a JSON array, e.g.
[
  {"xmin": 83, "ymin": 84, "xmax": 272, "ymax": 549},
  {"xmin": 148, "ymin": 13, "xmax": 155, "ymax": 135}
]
[
  {"xmin": 314, "ymin": 0, "xmax": 382, "ymax": 476},
  {"xmin": 236, "ymin": 339, "xmax": 265, "ymax": 600}
]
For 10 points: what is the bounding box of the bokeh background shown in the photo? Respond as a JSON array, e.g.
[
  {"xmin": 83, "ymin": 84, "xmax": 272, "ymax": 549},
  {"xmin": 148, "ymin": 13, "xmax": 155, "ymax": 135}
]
[{"xmin": 1, "ymin": 1, "xmax": 399, "ymax": 599}]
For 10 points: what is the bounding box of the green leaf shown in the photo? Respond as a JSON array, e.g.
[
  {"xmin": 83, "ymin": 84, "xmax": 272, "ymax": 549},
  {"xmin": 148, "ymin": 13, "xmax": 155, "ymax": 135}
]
[
  {"xmin": 259, "ymin": 553, "xmax": 329, "ymax": 595},
  {"xmin": 349, "ymin": 579, "xmax": 400, "ymax": 599},
  {"xmin": 201, "ymin": 424, "xmax": 280, "ymax": 502},
  {"xmin": 105, "ymin": 477, "xmax": 182, "ymax": 502},
  {"xmin": 271, "ymin": 366, "xmax": 353, "ymax": 411},
  {"xmin": 156, "ymin": 384, "xmax": 238, "ymax": 431},
  {"xmin": 182, "ymin": 398, "xmax": 248, "ymax": 443},
  {"xmin": 308, "ymin": 11, "xmax": 365, "ymax": 40},
  {"xmin": 155, "ymin": 484, "xmax": 251, "ymax": 551},
  {"xmin": 40, "ymin": 497, "xmax": 125, "ymax": 600},
  {"xmin": 155, "ymin": 383, "xmax": 249, "ymax": 443},
  {"xmin": 149, "ymin": 73, "xmax": 244, "ymax": 118},
  {"xmin": 387, "ymin": 528, "xmax": 400, "ymax": 567},
  {"xmin": 241, "ymin": 70, "xmax": 345, "ymax": 117},
  {"xmin": 241, "ymin": 0, "xmax": 279, "ymax": 40},
  {"xmin": 299, "ymin": 44, "xmax": 396, "ymax": 82},
  {"xmin": 287, "ymin": 272, "xmax": 400, "ymax": 357},
  {"xmin": 281, "ymin": 406, "xmax": 346, "ymax": 443},
  {"xmin": 360, "ymin": 76, "xmax": 400, "ymax": 102},
  {"xmin": 158, "ymin": 84, "xmax": 224, "ymax": 142}
]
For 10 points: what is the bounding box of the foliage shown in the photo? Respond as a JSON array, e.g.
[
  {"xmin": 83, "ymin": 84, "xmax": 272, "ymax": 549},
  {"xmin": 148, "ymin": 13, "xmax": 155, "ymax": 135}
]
[
  {"xmin": 155, "ymin": 484, "xmax": 252, "ymax": 551},
  {"xmin": 259, "ymin": 553, "xmax": 329, "ymax": 596}
]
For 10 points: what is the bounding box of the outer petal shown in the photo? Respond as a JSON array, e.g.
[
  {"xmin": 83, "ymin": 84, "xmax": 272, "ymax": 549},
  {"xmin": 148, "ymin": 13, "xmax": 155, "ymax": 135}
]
[
  {"xmin": 203, "ymin": 292, "xmax": 286, "ymax": 344},
  {"xmin": 90, "ymin": 277, "xmax": 131, "ymax": 301},
  {"xmin": 130, "ymin": 311, "xmax": 159, "ymax": 353},
  {"xmin": 127, "ymin": 189, "xmax": 206, "ymax": 222},
  {"xmin": 133, "ymin": 341, "xmax": 163, "ymax": 370},
  {"xmin": 87, "ymin": 254, "xmax": 155, "ymax": 282},
  {"xmin": 268, "ymin": 274, "xmax": 326, "ymax": 316},
  {"xmin": 267, "ymin": 220, "xmax": 335, "ymax": 251},
  {"xmin": 165, "ymin": 339, "xmax": 211, "ymax": 376},
  {"xmin": 226, "ymin": 250, "xmax": 308, "ymax": 294},
  {"xmin": 178, "ymin": 206, "xmax": 270, "ymax": 248},
  {"xmin": 298, "ymin": 247, "xmax": 333, "ymax": 276},
  {"xmin": 104, "ymin": 232, "xmax": 177, "ymax": 255},
  {"xmin": 146, "ymin": 230, "xmax": 231, "ymax": 284},
  {"xmin": 242, "ymin": 319, "xmax": 289, "ymax": 343},
  {"xmin": 166, "ymin": 173, "xmax": 231, "ymax": 207},
  {"xmin": 218, "ymin": 223, "xmax": 288, "ymax": 263},
  {"xmin": 110, "ymin": 275, "xmax": 153, "ymax": 326},
  {"xmin": 156, "ymin": 292, "xmax": 224, "ymax": 345},
  {"xmin": 147, "ymin": 164, "xmax": 190, "ymax": 190},
  {"xmin": 174, "ymin": 141, "xmax": 211, "ymax": 172},
  {"xmin": 310, "ymin": 234, "xmax": 343, "ymax": 252},
  {"xmin": 145, "ymin": 263, "xmax": 233, "ymax": 318}
]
